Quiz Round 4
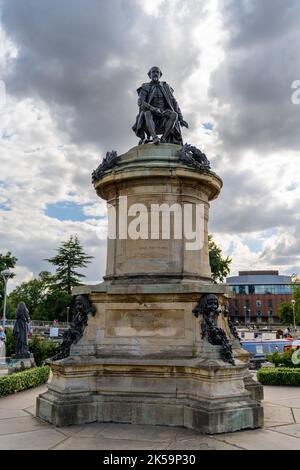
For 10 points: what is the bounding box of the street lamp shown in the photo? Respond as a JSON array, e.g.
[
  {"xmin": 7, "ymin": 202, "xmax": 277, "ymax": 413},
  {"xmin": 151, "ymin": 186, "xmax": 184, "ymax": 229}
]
[
  {"xmin": 292, "ymin": 299, "xmax": 296, "ymax": 332},
  {"xmin": 1, "ymin": 269, "xmax": 12, "ymax": 329},
  {"xmin": 66, "ymin": 306, "xmax": 70, "ymax": 325}
]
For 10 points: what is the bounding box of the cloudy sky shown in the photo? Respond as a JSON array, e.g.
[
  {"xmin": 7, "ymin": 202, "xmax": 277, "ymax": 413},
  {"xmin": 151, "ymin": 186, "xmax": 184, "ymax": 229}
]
[{"xmin": 0, "ymin": 0, "xmax": 300, "ymax": 290}]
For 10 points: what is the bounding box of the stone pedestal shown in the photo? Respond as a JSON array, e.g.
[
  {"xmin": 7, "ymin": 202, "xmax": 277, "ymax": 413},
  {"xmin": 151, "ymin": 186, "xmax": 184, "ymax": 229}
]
[
  {"xmin": 36, "ymin": 144, "xmax": 263, "ymax": 433},
  {"xmin": 9, "ymin": 355, "xmax": 36, "ymax": 374}
]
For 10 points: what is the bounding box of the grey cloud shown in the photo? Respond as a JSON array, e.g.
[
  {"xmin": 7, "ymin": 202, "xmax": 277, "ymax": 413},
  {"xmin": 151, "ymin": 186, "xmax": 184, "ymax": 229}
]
[
  {"xmin": 2, "ymin": 0, "xmax": 204, "ymax": 153},
  {"xmin": 209, "ymin": 168, "xmax": 298, "ymax": 233},
  {"xmin": 210, "ymin": 0, "xmax": 300, "ymax": 153}
]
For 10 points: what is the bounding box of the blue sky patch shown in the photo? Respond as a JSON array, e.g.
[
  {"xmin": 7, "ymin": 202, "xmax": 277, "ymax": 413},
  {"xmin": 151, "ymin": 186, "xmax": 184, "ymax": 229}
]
[
  {"xmin": 202, "ymin": 122, "xmax": 214, "ymax": 131},
  {"xmin": 45, "ymin": 201, "xmax": 100, "ymax": 222},
  {"xmin": 0, "ymin": 201, "xmax": 11, "ymax": 211}
]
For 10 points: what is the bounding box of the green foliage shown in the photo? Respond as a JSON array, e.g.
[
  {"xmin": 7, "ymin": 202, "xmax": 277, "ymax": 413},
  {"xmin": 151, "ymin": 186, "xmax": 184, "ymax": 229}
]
[
  {"xmin": 0, "ymin": 252, "xmax": 17, "ymax": 317},
  {"xmin": 4, "ymin": 328, "xmax": 15, "ymax": 357},
  {"xmin": 46, "ymin": 235, "xmax": 93, "ymax": 294},
  {"xmin": 208, "ymin": 235, "xmax": 232, "ymax": 283},
  {"xmin": 7, "ymin": 271, "xmax": 54, "ymax": 319},
  {"xmin": 257, "ymin": 367, "xmax": 300, "ymax": 386},
  {"xmin": 278, "ymin": 285, "xmax": 300, "ymax": 325},
  {"xmin": 37, "ymin": 289, "xmax": 72, "ymax": 322},
  {"xmin": 278, "ymin": 302, "xmax": 293, "ymax": 324},
  {"xmin": 7, "ymin": 271, "xmax": 71, "ymax": 321},
  {"xmin": 0, "ymin": 366, "xmax": 50, "ymax": 397},
  {"xmin": 267, "ymin": 349, "xmax": 299, "ymax": 368},
  {"xmin": 28, "ymin": 336, "xmax": 59, "ymax": 366}
]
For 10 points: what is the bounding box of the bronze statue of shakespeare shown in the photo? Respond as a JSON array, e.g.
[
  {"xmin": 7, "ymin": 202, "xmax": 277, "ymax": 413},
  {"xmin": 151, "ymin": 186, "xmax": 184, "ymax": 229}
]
[{"xmin": 132, "ymin": 66, "xmax": 189, "ymax": 145}]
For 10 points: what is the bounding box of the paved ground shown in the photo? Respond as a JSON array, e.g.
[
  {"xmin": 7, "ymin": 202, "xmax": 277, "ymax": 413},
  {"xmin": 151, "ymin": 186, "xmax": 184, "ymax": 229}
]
[{"xmin": 1, "ymin": 384, "xmax": 300, "ymax": 449}]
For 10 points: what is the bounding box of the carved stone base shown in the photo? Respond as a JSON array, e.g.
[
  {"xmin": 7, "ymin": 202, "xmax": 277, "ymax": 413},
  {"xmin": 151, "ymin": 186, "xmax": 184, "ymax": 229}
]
[
  {"xmin": 8, "ymin": 355, "xmax": 36, "ymax": 374},
  {"xmin": 36, "ymin": 357, "xmax": 263, "ymax": 433}
]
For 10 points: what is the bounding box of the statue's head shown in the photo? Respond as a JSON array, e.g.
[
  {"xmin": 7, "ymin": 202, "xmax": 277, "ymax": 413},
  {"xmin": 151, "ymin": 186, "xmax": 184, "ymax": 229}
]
[
  {"xmin": 198, "ymin": 294, "xmax": 219, "ymax": 316},
  {"xmin": 16, "ymin": 302, "xmax": 29, "ymax": 318},
  {"xmin": 148, "ymin": 66, "xmax": 162, "ymax": 82}
]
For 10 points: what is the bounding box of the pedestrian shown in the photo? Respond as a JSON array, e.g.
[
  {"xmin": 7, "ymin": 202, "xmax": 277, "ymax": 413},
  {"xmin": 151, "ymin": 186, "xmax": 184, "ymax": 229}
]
[{"xmin": 0, "ymin": 326, "xmax": 6, "ymax": 364}]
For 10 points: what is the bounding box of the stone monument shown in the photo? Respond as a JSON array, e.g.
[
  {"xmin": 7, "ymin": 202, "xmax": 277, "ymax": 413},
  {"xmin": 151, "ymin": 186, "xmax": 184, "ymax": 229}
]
[
  {"xmin": 36, "ymin": 67, "xmax": 263, "ymax": 433},
  {"xmin": 12, "ymin": 302, "xmax": 35, "ymax": 371}
]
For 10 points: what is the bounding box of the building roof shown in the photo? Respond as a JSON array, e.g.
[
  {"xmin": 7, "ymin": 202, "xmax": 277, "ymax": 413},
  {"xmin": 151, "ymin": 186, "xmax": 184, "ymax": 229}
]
[{"xmin": 226, "ymin": 270, "xmax": 292, "ymax": 285}]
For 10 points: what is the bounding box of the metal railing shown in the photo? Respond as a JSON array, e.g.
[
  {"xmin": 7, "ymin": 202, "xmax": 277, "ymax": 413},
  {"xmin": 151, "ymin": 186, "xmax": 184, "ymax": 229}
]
[{"xmin": 4, "ymin": 320, "xmax": 70, "ymax": 328}]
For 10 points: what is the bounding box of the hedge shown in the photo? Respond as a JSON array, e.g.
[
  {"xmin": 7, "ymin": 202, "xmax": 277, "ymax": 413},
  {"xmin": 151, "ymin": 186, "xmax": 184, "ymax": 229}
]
[
  {"xmin": 257, "ymin": 367, "xmax": 300, "ymax": 386},
  {"xmin": 0, "ymin": 366, "xmax": 50, "ymax": 397}
]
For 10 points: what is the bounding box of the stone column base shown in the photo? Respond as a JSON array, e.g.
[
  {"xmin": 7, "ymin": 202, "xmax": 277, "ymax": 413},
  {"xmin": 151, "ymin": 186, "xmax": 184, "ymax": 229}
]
[{"xmin": 36, "ymin": 358, "xmax": 263, "ymax": 434}]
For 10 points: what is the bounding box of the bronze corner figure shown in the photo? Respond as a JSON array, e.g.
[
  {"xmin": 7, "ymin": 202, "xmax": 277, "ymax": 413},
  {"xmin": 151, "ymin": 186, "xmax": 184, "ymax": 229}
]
[{"xmin": 132, "ymin": 66, "xmax": 188, "ymax": 145}]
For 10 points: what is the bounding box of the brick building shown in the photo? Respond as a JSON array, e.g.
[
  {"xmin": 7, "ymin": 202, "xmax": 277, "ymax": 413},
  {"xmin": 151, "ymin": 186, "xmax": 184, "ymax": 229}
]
[{"xmin": 226, "ymin": 270, "xmax": 295, "ymax": 325}]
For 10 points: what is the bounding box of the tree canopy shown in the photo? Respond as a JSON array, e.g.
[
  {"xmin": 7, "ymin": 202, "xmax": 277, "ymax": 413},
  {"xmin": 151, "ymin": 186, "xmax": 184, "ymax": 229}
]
[
  {"xmin": 278, "ymin": 285, "xmax": 300, "ymax": 325},
  {"xmin": 0, "ymin": 251, "xmax": 17, "ymax": 315},
  {"xmin": 208, "ymin": 235, "xmax": 232, "ymax": 283},
  {"xmin": 45, "ymin": 235, "xmax": 94, "ymax": 294}
]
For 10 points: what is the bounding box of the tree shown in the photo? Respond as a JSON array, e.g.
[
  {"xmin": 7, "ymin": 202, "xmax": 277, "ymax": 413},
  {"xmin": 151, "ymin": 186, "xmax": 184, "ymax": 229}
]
[
  {"xmin": 0, "ymin": 252, "xmax": 17, "ymax": 315},
  {"xmin": 7, "ymin": 271, "xmax": 72, "ymax": 321},
  {"xmin": 208, "ymin": 235, "xmax": 232, "ymax": 283},
  {"xmin": 7, "ymin": 271, "xmax": 55, "ymax": 319},
  {"xmin": 278, "ymin": 302, "xmax": 293, "ymax": 325},
  {"xmin": 37, "ymin": 289, "xmax": 72, "ymax": 322},
  {"xmin": 46, "ymin": 236, "xmax": 94, "ymax": 294},
  {"xmin": 278, "ymin": 285, "xmax": 300, "ymax": 325}
]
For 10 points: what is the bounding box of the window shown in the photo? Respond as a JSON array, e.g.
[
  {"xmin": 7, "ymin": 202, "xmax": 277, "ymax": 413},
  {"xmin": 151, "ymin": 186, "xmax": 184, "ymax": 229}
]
[
  {"xmin": 248, "ymin": 285, "xmax": 255, "ymax": 294},
  {"xmin": 268, "ymin": 299, "xmax": 273, "ymax": 308},
  {"xmin": 256, "ymin": 300, "xmax": 262, "ymax": 308},
  {"xmin": 238, "ymin": 285, "xmax": 248, "ymax": 295}
]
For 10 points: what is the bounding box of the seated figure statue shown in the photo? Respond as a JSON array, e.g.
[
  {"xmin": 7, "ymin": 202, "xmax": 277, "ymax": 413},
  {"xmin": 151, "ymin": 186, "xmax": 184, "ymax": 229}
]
[{"xmin": 132, "ymin": 66, "xmax": 188, "ymax": 145}]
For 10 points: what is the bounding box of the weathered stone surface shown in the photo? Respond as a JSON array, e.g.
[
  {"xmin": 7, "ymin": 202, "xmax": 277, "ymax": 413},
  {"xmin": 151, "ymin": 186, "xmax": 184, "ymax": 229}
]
[
  {"xmin": 36, "ymin": 144, "xmax": 263, "ymax": 434},
  {"xmin": 93, "ymin": 144, "xmax": 222, "ymax": 284},
  {"xmin": 37, "ymin": 358, "xmax": 263, "ymax": 433}
]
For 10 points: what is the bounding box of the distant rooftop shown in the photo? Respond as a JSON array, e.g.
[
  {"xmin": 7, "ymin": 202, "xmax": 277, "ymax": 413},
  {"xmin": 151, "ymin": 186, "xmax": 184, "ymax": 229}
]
[
  {"xmin": 226, "ymin": 270, "xmax": 291, "ymax": 285},
  {"xmin": 239, "ymin": 270, "xmax": 279, "ymax": 276}
]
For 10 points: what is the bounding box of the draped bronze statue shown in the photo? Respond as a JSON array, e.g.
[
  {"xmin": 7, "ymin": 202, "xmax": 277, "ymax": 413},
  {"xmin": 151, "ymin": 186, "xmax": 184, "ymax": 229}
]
[
  {"xmin": 132, "ymin": 66, "xmax": 189, "ymax": 145},
  {"xmin": 13, "ymin": 302, "xmax": 31, "ymax": 358}
]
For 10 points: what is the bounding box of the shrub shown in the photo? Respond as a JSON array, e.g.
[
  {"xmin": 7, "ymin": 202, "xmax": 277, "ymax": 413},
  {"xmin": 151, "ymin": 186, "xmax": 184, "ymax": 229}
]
[
  {"xmin": 4, "ymin": 328, "xmax": 15, "ymax": 357},
  {"xmin": 267, "ymin": 349, "xmax": 300, "ymax": 368},
  {"xmin": 0, "ymin": 366, "xmax": 50, "ymax": 397},
  {"xmin": 28, "ymin": 336, "xmax": 59, "ymax": 366},
  {"xmin": 257, "ymin": 367, "xmax": 300, "ymax": 386}
]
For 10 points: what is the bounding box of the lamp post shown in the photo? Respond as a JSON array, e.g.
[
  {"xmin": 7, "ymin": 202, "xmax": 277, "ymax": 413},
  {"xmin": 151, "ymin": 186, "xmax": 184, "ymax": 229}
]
[
  {"xmin": 66, "ymin": 306, "xmax": 70, "ymax": 325},
  {"xmin": 292, "ymin": 299, "xmax": 296, "ymax": 332},
  {"xmin": 243, "ymin": 306, "xmax": 247, "ymax": 325},
  {"xmin": 1, "ymin": 269, "xmax": 12, "ymax": 329}
]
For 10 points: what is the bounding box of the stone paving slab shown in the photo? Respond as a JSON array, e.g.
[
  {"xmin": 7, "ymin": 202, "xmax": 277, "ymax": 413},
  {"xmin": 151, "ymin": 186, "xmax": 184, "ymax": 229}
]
[
  {"xmin": 0, "ymin": 416, "xmax": 48, "ymax": 436},
  {"xmin": 75, "ymin": 422, "xmax": 197, "ymax": 442},
  {"xmin": 0, "ymin": 408, "xmax": 29, "ymax": 420},
  {"xmin": 269, "ymin": 423, "xmax": 300, "ymax": 438},
  {"xmin": 215, "ymin": 429, "xmax": 300, "ymax": 450},
  {"xmin": 0, "ymin": 384, "xmax": 300, "ymax": 449},
  {"xmin": 166, "ymin": 437, "xmax": 241, "ymax": 450},
  {"xmin": 54, "ymin": 436, "xmax": 171, "ymax": 450},
  {"xmin": 263, "ymin": 403, "xmax": 295, "ymax": 427},
  {"xmin": 291, "ymin": 408, "xmax": 300, "ymax": 423},
  {"xmin": 0, "ymin": 429, "xmax": 67, "ymax": 450}
]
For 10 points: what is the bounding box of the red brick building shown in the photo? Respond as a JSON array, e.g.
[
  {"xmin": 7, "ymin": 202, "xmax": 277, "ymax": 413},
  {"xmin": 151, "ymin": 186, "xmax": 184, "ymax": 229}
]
[{"xmin": 226, "ymin": 270, "xmax": 295, "ymax": 325}]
